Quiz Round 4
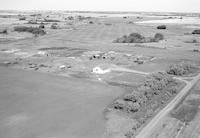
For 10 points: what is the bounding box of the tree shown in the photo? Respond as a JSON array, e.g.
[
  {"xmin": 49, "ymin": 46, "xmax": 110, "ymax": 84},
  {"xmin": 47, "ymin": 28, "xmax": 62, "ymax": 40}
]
[{"xmin": 126, "ymin": 102, "xmax": 140, "ymax": 113}]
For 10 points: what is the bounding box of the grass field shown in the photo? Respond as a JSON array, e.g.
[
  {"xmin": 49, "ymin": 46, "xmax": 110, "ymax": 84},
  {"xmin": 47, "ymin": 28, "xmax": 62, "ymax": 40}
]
[
  {"xmin": 0, "ymin": 66, "xmax": 124, "ymax": 138},
  {"xmin": 1, "ymin": 11, "xmax": 200, "ymax": 138}
]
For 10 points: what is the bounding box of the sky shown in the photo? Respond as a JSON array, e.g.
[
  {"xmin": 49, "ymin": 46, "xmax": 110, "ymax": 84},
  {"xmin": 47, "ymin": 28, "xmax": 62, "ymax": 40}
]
[{"xmin": 0, "ymin": 0, "xmax": 200, "ymax": 13}]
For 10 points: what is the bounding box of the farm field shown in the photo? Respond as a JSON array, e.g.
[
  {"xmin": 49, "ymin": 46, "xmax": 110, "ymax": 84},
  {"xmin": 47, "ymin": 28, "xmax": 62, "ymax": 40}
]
[{"xmin": 0, "ymin": 10, "xmax": 200, "ymax": 138}]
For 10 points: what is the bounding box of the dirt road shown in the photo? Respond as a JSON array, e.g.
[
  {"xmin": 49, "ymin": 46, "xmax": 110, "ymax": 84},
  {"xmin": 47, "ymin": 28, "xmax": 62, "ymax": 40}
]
[
  {"xmin": 136, "ymin": 74, "xmax": 200, "ymax": 138},
  {"xmin": 111, "ymin": 66, "xmax": 150, "ymax": 75}
]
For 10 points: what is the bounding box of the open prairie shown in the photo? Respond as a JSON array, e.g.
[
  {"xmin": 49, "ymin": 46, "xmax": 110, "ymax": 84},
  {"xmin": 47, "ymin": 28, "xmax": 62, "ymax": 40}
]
[{"xmin": 0, "ymin": 11, "xmax": 200, "ymax": 138}]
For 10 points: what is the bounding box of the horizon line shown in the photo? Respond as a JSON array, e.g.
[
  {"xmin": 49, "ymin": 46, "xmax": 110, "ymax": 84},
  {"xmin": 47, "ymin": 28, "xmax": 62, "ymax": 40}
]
[{"xmin": 0, "ymin": 9, "xmax": 200, "ymax": 14}]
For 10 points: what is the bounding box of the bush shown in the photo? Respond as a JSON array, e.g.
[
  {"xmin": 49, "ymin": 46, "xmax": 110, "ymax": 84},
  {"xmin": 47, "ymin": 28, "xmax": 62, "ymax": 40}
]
[
  {"xmin": 146, "ymin": 109, "xmax": 154, "ymax": 118},
  {"xmin": 192, "ymin": 30, "xmax": 200, "ymax": 34},
  {"xmin": 0, "ymin": 29, "xmax": 7, "ymax": 34},
  {"xmin": 113, "ymin": 33, "xmax": 145, "ymax": 43},
  {"xmin": 144, "ymin": 72, "xmax": 174, "ymax": 90},
  {"xmin": 51, "ymin": 23, "xmax": 59, "ymax": 29},
  {"xmin": 125, "ymin": 131, "xmax": 135, "ymax": 138},
  {"xmin": 167, "ymin": 62, "xmax": 197, "ymax": 76},
  {"xmin": 129, "ymin": 33, "xmax": 145, "ymax": 40},
  {"xmin": 68, "ymin": 16, "xmax": 74, "ymax": 20},
  {"xmin": 89, "ymin": 21, "xmax": 94, "ymax": 24},
  {"xmin": 168, "ymin": 86, "xmax": 178, "ymax": 95},
  {"xmin": 19, "ymin": 17, "xmax": 26, "ymax": 20},
  {"xmin": 127, "ymin": 33, "xmax": 145, "ymax": 43},
  {"xmin": 126, "ymin": 102, "xmax": 140, "ymax": 113},
  {"xmin": 113, "ymin": 33, "xmax": 164, "ymax": 43},
  {"xmin": 185, "ymin": 39, "xmax": 197, "ymax": 43},
  {"xmin": 123, "ymin": 93, "xmax": 137, "ymax": 102},
  {"xmin": 157, "ymin": 25, "xmax": 166, "ymax": 29},
  {"xmin": 113, "ymin": 35, "xmax": 127, "ymax": 43},
  {"xmin": 154, "ymin": 33, "xmax": 164, "ymax": 42},
  {"xmin": 27, "ymin": 20, "xmax": 38, "ymax": 24},
  {"xmin": 39, "ymin": 24, "xmax": 45, "ymax": 29},
  {"xmin": 14, "ymin": 26, "xmax": 46, "ymax": 35},
  {"xmin": 193, "ymin": 49, "xmax": 199, "ymax": 52},
  {"xmin": 113, "ymin": 99, "xmax": 126, "ymax": 110},
  {"xmin": 123, "ymin": 91, "xmax": 146, "ymax": 104}
]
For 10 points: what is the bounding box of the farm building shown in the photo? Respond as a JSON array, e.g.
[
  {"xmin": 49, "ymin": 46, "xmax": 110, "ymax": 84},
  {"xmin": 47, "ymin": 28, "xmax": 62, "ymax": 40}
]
[{"xmin": 92, "ymin": 66, "xmax": 111, "ymax": 74}]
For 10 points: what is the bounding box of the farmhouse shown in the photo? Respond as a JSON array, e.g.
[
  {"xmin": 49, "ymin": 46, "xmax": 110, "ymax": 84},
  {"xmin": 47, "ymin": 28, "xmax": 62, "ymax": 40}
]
[{"xmin": 92, "ymin": 66, "xmax": 111, "ymax": 74}]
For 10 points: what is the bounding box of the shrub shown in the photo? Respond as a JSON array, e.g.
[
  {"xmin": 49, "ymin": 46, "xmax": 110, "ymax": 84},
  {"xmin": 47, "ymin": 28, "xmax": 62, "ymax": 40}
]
[
  {"xmin": 191, "ymin": 39, "xmax": 198, "ymax": 43},
  {"xmin": 124, "ymin": 93, "xmax": 137, "ymax": 102},
  {"xmin": 136, "ymin": 93, "xmax": 147, "ymax": 105},
  {"xmin": 167, "ymin": 86, "xmax": 178, "ymax": 95},
  {"xmin": 144, "ymin": 89, "xmax": 154, "ymax": 100},
  {"xmin": 146, "ymin": 109, "xmax": 154, "ymax": 118},
  {"xmin": 157, "ymin": 25, "xmax": 166, "ymax": 29},
  {"xmin": 125, "ymin": 131, "xmax": 134, "ymax": 138},
  {"xmin": 129, "ymin": 33, "xmax": 145, "ymax": 40},
  {"xmin": 27, "ymin": 20, "xmax": 38, "ymax": 24},
  {"xmin": 142, "ymin": 72, "xmax": 175, "ymax": 100},
  {"xmin": 154, "ymin": 33, "xmax": 164, "ymax": 42},
  {"xmin": 138, "ymin": 117, "xmax": 146, "ymax": 124},
  {"xmin": 123, "ymin": 91, "xmax": 146, "ymax": 104},
  {"xmin": 144, "ymin": 72, "xmax": 173, "ymax": 90},
  {"xmin": 185, "ymin": 39, "xmax": 197, "ymax": 43},
  {"xmin": 167, "ymin": 64, "xmax": 186, "ymax": 76},
  {"xmin": 113, "ymin": 35, "xmax": 127, "ymax": 43},
  {"xmin": 167, "ymin": 62, "xmax": 197, "ymax": 76},
  {"xmin": 113, "ymin": 33, "xmax": 164, "ymax": 43},
  {"xmin": 68, "ymin": 16, "xmax": 74, "ymax": 20},
  {"xmin": 113, "ymin": 33, "xmax": 145, "ymax": 43},
  {"xmin": 89, "ymin": 21, "xmax": 94, "ymax": 24},
  {"xmin": 0, "ymin": 29, "xmax": 7, "ymax": 34},
  {"xmin": 51, "ymin": 23, "xmax": 59, "ymax": 29},
  {"xmin": 193, "ymin": 49, "xmax": 199, "ymax": 52},
  {"xmin": 113, "ymin": 99, "xmax": 126, "ymax": 110},
  {"xmin": 14, "ymin": 26, "xmax": 46, "ymax": 35},
  {"xmin": 19, "ymin": 17, "xmax": 26, "ymax": 20},
  {"xmin": 192, "ymin": 30, "xmax": 200, "ymax": 34},
  {"xmin": 39, "ymin": 24, "xmax": 45, "ymax": 29},
  {"xmin": 127, "ymin": 35, "xmax": 145, "ymax": 43},
  {"xmin": 126, "ymin": 102, "xmax": 140, "ymax": 113}
]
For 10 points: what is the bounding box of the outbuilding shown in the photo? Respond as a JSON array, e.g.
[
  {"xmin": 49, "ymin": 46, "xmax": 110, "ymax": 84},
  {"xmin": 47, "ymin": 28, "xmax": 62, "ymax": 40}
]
[{"xmin": 92, "ymin": 67, "xmax": 111, "ymax": 74}]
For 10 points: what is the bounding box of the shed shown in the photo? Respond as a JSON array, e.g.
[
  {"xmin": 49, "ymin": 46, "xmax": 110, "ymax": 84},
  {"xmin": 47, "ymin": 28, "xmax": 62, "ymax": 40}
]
[{"xmin": 92, "ymin": 67, "xmax": 111, "ymax": 74}]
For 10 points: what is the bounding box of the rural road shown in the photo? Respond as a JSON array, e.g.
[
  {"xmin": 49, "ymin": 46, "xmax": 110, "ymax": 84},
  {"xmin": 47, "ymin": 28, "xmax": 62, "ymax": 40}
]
[
  {"xmin": 136, "ymin": 74, "xmax": 200, "ymax": 138},
  {"xmin": 111, "ymin": 66, "xmax": 150, "ymax": 75}
]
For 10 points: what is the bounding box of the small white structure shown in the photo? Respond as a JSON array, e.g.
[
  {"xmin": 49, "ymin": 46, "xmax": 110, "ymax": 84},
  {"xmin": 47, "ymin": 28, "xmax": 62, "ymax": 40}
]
[
  {"xmin": 59, "ymin": 65, "xmax": 66, "ymax": 70},
  {"xmin": 37, "ymin": 51, "xmax": 46, "ymax": 55},
  {"xmin": 92, "ymin": 67, "xmax": 111, "ymax": 74}
]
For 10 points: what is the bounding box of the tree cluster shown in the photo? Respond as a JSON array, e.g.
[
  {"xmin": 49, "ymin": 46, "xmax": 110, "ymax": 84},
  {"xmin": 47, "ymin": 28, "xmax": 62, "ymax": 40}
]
[{"xmin": 113, "ymin": 33, "xmax": 164, "ymax": 43}]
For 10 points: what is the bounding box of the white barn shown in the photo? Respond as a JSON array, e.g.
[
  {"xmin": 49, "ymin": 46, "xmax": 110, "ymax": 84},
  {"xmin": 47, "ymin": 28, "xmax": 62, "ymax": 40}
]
[{"xmin": 92, "ymin": 67, "xmax": 111, "ymax": 74}]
